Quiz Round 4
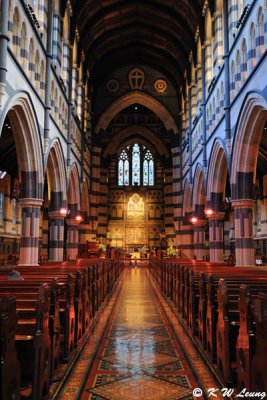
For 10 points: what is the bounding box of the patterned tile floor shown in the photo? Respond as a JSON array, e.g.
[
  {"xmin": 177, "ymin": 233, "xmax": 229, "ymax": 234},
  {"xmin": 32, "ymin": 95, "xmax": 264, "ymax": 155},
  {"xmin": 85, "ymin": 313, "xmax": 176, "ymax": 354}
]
[{"xmin": 81, "ymin": 268, "xmax": 201, "ymax": 400}]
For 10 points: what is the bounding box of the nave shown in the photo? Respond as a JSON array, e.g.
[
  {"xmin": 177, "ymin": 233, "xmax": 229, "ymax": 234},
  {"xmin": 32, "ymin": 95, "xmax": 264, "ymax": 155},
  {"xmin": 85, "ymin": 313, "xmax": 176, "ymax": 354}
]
[{"xmin": 55, "ymin": 267, "xmax": 221, "ymax": 400}]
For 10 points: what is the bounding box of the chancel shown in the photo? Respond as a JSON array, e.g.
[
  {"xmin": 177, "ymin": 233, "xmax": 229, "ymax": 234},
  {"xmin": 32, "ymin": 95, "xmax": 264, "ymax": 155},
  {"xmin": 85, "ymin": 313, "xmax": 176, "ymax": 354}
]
[{"xmin": 1, "ymin": 0, "xmax": 267, "ymax": 399}]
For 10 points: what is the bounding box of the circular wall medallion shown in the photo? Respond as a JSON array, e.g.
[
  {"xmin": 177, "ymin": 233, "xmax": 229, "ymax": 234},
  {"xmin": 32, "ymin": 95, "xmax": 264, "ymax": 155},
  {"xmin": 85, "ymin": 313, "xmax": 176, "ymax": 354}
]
[
  {"xmin": 106, "ymin": 79, "xmax": 119, "ymax": 92},
  {"xmin": 154, "ymin": 79, "xmax": 167, "ymax": 93}
]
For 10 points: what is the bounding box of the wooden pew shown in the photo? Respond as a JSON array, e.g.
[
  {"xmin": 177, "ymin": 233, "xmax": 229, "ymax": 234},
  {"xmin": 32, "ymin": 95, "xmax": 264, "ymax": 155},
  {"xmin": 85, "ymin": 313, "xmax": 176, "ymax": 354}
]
[
  {"xmin": 216, "ymin": 279, "xmax": 267, "ymax": 385},
  {"xmin": 0, "ymin": 294, "xmax": 21, "ymax": 400},
  {"xmin": 251, "ymin": 291, "xmax": 267, "ymax": 392},
  {"xmin": 0, "ymin": 283, "xmax": 51, "ymax": 400}
]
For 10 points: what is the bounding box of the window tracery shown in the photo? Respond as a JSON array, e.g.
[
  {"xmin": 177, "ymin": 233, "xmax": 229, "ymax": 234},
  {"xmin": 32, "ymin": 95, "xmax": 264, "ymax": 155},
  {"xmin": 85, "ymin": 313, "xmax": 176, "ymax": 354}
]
[{"xmin": 118, "ymin": 143, "xmax": 154, "ymax": 187}]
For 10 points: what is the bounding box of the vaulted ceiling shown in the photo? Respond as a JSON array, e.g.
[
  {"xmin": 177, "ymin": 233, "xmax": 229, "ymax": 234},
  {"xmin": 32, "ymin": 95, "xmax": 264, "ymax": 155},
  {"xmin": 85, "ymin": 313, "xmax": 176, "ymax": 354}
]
[{"xmin": 72, "ymin": 0, "xmax": 205, "ymax": 90}]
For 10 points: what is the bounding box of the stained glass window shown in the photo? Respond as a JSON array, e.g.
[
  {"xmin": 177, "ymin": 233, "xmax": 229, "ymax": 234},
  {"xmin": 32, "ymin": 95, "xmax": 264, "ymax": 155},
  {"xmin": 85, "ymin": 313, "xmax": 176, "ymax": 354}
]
[
  {"xmin": 144, "ymin": 150, "xmax": 154, "ymax": 186},
  {"xmin": 118, "ymin": 150, "xmax": 129, "ymax": 186},
  {"xmin": 132, "ymin": 144, "xmax": 140, "ymax": 185},
  {"xmin": 118, "ymin": 143, "xmax": 154, "ymax": 187},
  {"xmin": 124, "ymin": 159, "xmax": 129, "ymax": 185},
  {"xmin": 143, "ymin": 160, "xmax": 148, "ymax": 186}
]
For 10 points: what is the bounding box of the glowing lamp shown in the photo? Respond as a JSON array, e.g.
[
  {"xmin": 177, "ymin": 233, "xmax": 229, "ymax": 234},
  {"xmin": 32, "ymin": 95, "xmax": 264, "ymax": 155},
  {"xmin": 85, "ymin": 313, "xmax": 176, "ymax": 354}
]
[
  {"xmin": 75, "ymin": 215, "xmax": 83, "ymax": 222},
  {"xmin": 59, "ymin": 208, "xmax": 69, "ymax": 217},
  {"xmin": 189, "ymin": 216, "xmax": 198, "ymax": 225},
  {"xmin": 204, "ymin": 208, "xmax": 214, "ymax": 217}
]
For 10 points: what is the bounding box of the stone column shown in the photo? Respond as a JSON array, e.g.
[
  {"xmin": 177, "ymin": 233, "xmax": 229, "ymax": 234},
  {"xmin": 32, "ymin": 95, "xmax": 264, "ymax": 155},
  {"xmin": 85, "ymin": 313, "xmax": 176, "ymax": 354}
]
[
  {"xmin": 19, "ymin": 198, "xmax": 43, "ymax": 266},
  {"xmin": 180, "ymin": 213, "xmax": 194, "ymax": 258},
  {"xmin": 48, "ymin": 211, "xmax": 65, "ymax": 261},
  {"xmin": 208, "ymin": 212, "xmax": 225, "ymax": 262},
  {"xmin": 0, "ymin": 0, "xmax": 9, "ymax": 108},
  {"xmin": 232, "ymin": 199, "xmax": 255, "ymax": 266},
  {"xmin": 66, "ymin": 219, "xmax": 79, "ymax": 260},
  {"xmin": 194, "ymin": 220, "xmax": 207, "ymax": 260}
]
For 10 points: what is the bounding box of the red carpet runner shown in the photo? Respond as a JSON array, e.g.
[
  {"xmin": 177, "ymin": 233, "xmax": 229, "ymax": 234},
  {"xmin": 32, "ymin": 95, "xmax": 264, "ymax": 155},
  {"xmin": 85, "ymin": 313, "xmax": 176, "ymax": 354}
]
[{"xmin": 80, "ymin": 268, "xmax": 201, "ymax": 400}]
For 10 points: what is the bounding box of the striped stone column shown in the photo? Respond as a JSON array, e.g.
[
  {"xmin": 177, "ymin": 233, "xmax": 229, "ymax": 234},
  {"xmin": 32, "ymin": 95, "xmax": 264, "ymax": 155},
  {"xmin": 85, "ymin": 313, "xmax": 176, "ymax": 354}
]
[
  {"xmin": 196, "ymin": 63, "xmax": 202, "ymax": 111},
  {"xmin": 78, "ymin": 214, "xmax": 90, "ymax": 245},
  {"xmin": 41, "ymin": 204, "xmax": 49, "ymax": 259},
  {"xmin": 62, "ymin": 41, "xmax": 70, "ymax": 92},
  {"xmin": 164, "ymin": 168, "xmax": 175, "ymax": 246},
  {"xmin": 228, "ymin": 0, "xmax": 238, "ymax": 48},
  {"xmin": 72, "ymin": 64, "xmax": 78, "ymax": 113},
  {"xmin": 52, "ymin": 14, "xmax": 61, "ymax": 67},
  {"xmin": 205, "ymin": 40, "xmax": 213, "ymax": 97},
  {"xmin": 190, "ymin": 83, "xmax": 197, "ymax": 121},
  {"xmin": 0, "ymin": 0, "xmax": 9, "ymax": 108},
  {"xmin": 97, "ymin": 168, "xmax": 108, "ymax": 242},
  {"xmin": 172, "ymin": 147, "xmax": 181, "ymax": 248},
  {"xmin": 232, "ymin": 199, "xmax": 255, "ymax": 266},
  {"xmin": 19, "ymin": 198, "xmax": 43, "ymax": 266},
  {"xmin": 193, "ymin": 220, "xmax": 207, "ymax": 260},
  {"xmin": 66, "ymin": 219, "xmax": 79, "ymax": 260},
  {"xmin": 213, "ymin": 11, "xmax": 224, "ymax": 73},
  {"xmin": 180, "ymin": 213, "xmax": 194, "ymax": 258},
  {"xmin": 48, "ymin": 211, "xmax": 65, "ymax": 261},
  {"xmin": 89, "ymin": 147, "xmax": 101, "ymax": 242},
  {"xmin": 208, "ymin": 212, "xmax": 225, "ymax": 262}
]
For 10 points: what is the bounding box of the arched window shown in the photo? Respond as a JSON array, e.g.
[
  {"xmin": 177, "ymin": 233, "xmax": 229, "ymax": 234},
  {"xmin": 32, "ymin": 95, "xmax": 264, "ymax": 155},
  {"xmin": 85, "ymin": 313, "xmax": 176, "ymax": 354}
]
[
  {"xmin": 257, "ymin": 8, "xmax": 264, "ymax": 57},
  {"xmin": 20, "ymin": 22, "xmax": 27, "ymax": 68},
  {"xmin": 143, "ymin": 150, "xmax": 154, "ymax": 186},
  {"xmin": 118, "ymin": 143, "xmax": 155, "ymax": 186},
  {"xmin": 132, "ymin": 144, "xmax": 140, "ymax": 185},
  {"xmin": 118, "ymin": 150, "xmax": 129, "ymax": 186},
  {"xmin": 241, "ymin": 38, "xmax": 247, "ymax": 81}
]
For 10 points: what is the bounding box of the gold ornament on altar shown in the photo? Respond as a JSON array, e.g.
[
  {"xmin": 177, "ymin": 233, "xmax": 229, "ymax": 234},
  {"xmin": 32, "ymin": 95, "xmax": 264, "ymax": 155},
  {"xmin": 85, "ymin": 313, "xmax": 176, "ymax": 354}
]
[{"xmin": 127, "ymin": 193, "xmax": 145, "ymax": 219}]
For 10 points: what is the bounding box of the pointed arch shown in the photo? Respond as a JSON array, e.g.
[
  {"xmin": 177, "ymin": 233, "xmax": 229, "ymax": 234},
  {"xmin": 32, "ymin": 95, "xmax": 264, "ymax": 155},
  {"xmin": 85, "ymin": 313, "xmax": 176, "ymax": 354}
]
[
  {"xmin": 0, "ymin": 92, "xmax": 44, "ymax": 198},
  {"xmin": 95, "ymin": 90, "xmax": 178, "ymax": 134},
  {"xmin": 46, "ymin": 139, "xmax": 67, "ymax": 209},
  {"xmin": 192, "ymin": 164, "xmax": 206, "ymax": 217},
  {"xmin": 207, "ymin": 140, "xmax": 230, "ymax": 210},
  {"xmin": 103, "ymin": 125, "xmax": 170, "ymax": 158},
  {"xmin": 231, "ymin": 91, "xmax": 267, "ymax": 199},
  {"xmin": 182, "ymin": 180, "xmax": 192, "ymax": 217},
  {"xmin": 67, "ymin": 163, "xmax": 81, "ymax": 211},
  {"xmin": 81, "ymin": 179, "xmax": 90, "ymax": 218}
]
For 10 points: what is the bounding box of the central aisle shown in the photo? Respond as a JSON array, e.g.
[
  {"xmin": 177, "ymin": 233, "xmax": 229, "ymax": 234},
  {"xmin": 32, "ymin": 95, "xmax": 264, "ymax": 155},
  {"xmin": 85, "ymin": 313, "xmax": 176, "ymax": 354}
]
[{"xmin": 81, "ymin": 268, "xmax": 199, "ymax": 400}]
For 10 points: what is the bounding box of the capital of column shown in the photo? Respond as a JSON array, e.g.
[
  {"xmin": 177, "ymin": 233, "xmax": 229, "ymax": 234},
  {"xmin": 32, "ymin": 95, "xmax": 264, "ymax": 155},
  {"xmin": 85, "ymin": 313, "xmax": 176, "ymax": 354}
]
[
  {"xmin": 231, "ymin": 199, "xmax": 256, "ymax": 209},
  {"xmin": 193, "ymin": 219, "xmax": 207, "ymax": 227},
  {"xmin": 19, "ymin": 198, "xmax": 43, "ymax": 208},
  {"xmin": 66, "ymin": 218, "xmax": 81, "ymax": 226},
  {"xmin": 48, "ymin": 211, "xmax": 66, "ymax": 219},
  {"xmin": 207, "ymin": 211, "xmax": 225, "ymax": 221}
]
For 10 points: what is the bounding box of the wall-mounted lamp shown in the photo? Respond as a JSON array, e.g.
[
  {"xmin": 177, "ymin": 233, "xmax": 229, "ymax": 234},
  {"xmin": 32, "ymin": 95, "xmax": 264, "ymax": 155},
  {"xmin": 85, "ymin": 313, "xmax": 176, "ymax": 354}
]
[
  {"xmin": 204, "ymin": 208, "xmax": 214, "ymax": 217},
  {"xmin": 75, "ymin": 214, "xmax": 83, "ymax": 223},
  {"xmin": 59, "ymin": 208, "xmax": 70, "ymax": 217},
  {"xmin": 189, "ymin": 215, "xmax": 198, "ymax": 225},
  {"xmin": 225, "ymin": 197, "xmax": 232, "ymax": 203}
]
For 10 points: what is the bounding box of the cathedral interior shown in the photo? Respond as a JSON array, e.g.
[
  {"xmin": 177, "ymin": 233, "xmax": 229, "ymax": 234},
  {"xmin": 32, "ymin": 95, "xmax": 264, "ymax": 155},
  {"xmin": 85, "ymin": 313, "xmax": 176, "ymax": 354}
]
[{"xmin": 1, "ymin": 0, "xmax": 267, "ymax": 399}]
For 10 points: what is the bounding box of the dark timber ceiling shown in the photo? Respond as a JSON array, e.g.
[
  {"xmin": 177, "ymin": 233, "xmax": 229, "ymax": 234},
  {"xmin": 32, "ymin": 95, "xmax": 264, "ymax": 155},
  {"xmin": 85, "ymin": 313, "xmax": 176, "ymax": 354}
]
[{"xmin": 72, "ymin": 0, "xmax": 204, "ymax": 90}]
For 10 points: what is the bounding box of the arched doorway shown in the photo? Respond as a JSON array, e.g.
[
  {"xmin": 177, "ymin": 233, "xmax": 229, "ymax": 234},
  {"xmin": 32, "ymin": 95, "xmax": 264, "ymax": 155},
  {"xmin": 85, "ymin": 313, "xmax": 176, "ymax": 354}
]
[{"xmin": 0, "ymin": 95, "xmax": 43, "ymax": 265}]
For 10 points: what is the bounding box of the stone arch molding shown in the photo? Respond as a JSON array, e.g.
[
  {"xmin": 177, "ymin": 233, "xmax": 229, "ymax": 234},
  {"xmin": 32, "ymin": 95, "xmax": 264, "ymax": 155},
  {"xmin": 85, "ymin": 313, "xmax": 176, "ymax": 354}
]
[
  {"xmin": 192, "ymin": 164, "xmax": 206, "ymax": 211},
  {"xmin": 231, "ymin": 91, "xmax": 267, "ymax": 195},
  {"xmin": 46, "ymin": 139, "xmax": 67, "ymax": 208},
  {"xmin": 95, "ymin": 90, "xmax": 178, "ymax": 134},
  {"xmin": 67, "ymin": 163, "xmax": 81, "ymax": 210},
  {"xmin": 103, "ymin": 125, "xmax": 170, "ymax": 158},
  {"xmin": 206, "ymin": 139, "xmax": 229, "ymax": 204},
  {"xmin": 0, "ymin": 92, "xmax": 44, "ymax": 199},
  {"xmin": 182, "ymin": 180, "xmax": 192, "ymax": 216}
]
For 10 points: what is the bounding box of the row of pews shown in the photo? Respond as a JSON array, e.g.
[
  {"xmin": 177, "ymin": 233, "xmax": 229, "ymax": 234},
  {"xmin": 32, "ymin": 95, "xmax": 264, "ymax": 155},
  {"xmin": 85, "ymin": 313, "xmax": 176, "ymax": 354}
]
[
  {"xmin": 149, "ymin": 258, "xmax": 267, "ymax": 392},
  {"xmin": 0, "ymin": 259, "xmax": 124, "ymax": 400}
]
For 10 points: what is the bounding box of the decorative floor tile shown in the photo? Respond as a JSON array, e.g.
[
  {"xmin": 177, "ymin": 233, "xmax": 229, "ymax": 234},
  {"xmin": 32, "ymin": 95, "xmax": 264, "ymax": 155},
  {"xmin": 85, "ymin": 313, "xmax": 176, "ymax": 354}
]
[
  {"xmin": 100, "ymin": 351, "xmax": 180, "ymax": 370},
  {"xmin": 89, "ymin": 375, "xmax": 193, "ymax": 400}
]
